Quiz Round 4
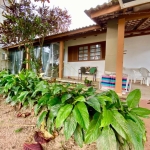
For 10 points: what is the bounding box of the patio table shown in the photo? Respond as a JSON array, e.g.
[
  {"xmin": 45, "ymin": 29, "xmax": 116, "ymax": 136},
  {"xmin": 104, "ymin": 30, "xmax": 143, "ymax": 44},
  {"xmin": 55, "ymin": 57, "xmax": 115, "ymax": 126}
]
[{"xmin": 100, "ymin": 74, "xmax": 131, "ymax": 92}]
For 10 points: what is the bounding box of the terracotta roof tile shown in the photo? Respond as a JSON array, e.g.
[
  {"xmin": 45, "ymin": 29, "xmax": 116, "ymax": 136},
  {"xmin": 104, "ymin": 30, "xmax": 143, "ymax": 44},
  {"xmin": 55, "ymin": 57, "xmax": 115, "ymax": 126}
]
[{"xmin": 84, "ymin": 1, "xmax": 119, "ymax": 16}]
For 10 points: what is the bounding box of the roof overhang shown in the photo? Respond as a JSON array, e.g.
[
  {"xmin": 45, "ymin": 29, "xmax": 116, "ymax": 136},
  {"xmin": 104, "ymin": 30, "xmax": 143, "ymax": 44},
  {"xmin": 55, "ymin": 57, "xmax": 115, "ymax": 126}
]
[
  {"xmin": 3, "ymin": 25, "xmax": 105, "ymax": 50},
  {"xmin": 84, "ymin": 1, "xmax": 150, "ymax": 38}
]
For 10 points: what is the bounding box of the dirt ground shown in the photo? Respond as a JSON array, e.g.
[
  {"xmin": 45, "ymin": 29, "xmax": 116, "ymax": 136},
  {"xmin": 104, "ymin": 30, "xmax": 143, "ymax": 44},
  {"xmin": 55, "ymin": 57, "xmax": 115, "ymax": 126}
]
[{"xmin": 0, "ymin": 95, "xmax": 150, "ymax": 150}]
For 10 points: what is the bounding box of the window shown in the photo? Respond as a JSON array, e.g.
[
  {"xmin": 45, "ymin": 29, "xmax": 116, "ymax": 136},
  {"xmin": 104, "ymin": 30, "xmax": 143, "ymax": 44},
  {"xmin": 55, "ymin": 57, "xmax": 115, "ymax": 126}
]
[
  {"xmin": 68, "ymin": 42, "xmax": 105, "ymax": 62},
  {"xmin": 78, "ymin": 46, "xmax": 88, "ymax": 61},
  {"xmin": 90, "ymin": 44, "xmax": 101, "ymax": 60}
]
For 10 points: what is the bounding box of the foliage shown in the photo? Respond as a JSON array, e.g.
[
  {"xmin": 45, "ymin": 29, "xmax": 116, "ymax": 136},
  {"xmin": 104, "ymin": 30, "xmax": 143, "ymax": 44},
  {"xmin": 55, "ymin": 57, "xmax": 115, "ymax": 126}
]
[
  {"xmin": 84, "ymin": 77, "xmax": 92, "ymax": 86},
  {"xmin": 0, "ymin": 0, "xmax": 71, "ymax": 73},
  {"xmin": 0, "ymin": 70, "xmax": 150, "ymax": 150}
]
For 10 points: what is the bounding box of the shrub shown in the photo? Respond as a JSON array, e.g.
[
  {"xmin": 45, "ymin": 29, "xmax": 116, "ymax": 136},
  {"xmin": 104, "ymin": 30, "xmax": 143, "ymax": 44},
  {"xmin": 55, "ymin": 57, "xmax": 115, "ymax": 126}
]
[{"xmin": 0, "ymin": 70, "xmax": 150, "ymax": 150}]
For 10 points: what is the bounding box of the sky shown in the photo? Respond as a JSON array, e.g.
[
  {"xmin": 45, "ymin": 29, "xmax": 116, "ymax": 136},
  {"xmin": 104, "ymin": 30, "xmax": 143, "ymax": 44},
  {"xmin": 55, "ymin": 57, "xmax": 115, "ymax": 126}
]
[{"xmin": 47, "ymin": 0, "xmax": 108, "ymax": 30}]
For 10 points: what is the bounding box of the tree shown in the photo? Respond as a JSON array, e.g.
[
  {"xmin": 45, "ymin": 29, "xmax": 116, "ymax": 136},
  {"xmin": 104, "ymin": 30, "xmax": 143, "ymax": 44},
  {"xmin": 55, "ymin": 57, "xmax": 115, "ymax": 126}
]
[{"xmin": 0, "ymin": 0, "xmax": 71, "ymax": 74}]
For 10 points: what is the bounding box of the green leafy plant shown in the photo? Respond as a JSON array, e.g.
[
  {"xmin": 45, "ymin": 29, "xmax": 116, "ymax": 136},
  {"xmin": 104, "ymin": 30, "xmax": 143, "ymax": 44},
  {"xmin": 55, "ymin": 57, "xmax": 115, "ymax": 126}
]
[
  {"xmin": 0, "ymin": 70, "xmax": 150, "ymax": 150},
  {"xmin": 0, "ymin": 70, "xmax": 44, "ymax": 108},
  {"xmin": 84, "ymin": 77, "xmax": 92, "ymax": 86}
]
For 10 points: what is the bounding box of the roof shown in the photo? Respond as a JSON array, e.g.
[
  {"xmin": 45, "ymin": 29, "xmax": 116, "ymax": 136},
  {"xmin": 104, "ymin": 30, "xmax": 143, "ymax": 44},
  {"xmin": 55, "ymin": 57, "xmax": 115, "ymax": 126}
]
[
  {"xmin": 4, "ymin": 24, "xmax": 105, "ymax": 49},
  {"xmin": 84, "ymin": 1, "xmax": 150, "ymax": 37}
]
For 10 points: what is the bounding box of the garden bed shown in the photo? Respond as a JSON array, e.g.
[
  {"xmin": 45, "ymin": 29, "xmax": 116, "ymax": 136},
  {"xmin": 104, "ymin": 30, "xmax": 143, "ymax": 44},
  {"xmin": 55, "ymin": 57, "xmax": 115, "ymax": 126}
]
[
  {"xmin": 0, "ymin": 70, "xmax": 150, "ymax": 150},
  {"xmin": 0, "ymin": 95, "xmax": 96, "ymax": 150}
]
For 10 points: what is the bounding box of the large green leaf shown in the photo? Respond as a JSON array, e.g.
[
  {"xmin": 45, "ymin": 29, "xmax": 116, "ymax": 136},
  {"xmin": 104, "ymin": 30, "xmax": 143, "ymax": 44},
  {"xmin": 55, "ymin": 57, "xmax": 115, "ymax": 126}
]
[
  {"xmin": 74, "ymin": 124, "xmax": 83, "ymax": 147},
  {"xmin": 32, "ymin": 81, "xmax": 48, "ymax": 97},
  {"xmin": 34, "ymin": 104, "xmax": 41, "ymax": 116},
  {"xmin": 48, "ymin": 96, "xmax": 61, "ymax": 106},
  {"xmin": 73, "ymin": 102, "xmax": 89, "ymax": 130},
  {"xmin": 18, "ymin": 91, "xmax": 29, "ymax": 102},
  {"xmin": 127, "ymin": 119, "xmax": 144, "ymax": 150},
  {"xmin": 101, "ymin": 107, "xmax": 113, "ymax": 127},
  {"xmin": 111, "ymin": 110, "xmax": 128, "ymax": 140},
  {"xmin": 37, "ymin": 111, "xmax": 47, "ymax": 128},
  {"xmin": 49, "ymin": 104, "xmax": 64, "ymax": 117},
  {"xmin": 126, "ymin": 89, "xmax": 141, "ymax": 108},
  {"xmin": 64, "ymin": 113, "xmax": 77, "ymax": 140},
  {"xmin": 98, "ymin": 96, "xmax": 112, "ymax": 102},
  {"xmin": 47, "ymin": 104, "xmax": 64, "ymax": 133},
  {"xmin": 53, "ymin": 86, "xmax": 61, "ymax": 95},
  {"xmin": 130, "ymin": 107, "xmax": 150, "ymax": 117},
  {"xmin": 61, "ymin": 93, "xmax": 72, "ymax": 103},
  {"xmin": 38, "ymin": 93, "xmax": 50, "ymax": 106},
  {"xmin": 97, "ymin": 126, "xmax": 117, "ymax": 150},
  {"xmin": 85, "ymin": 112, "xmax": 101, "ymax": 144},
  {"xmin": 86, "ymin": 97, "xmax": 101, "ymax": 112},
  {"xmin": 86, "ymin": 86, "xmax": 96, "ymax": 95},
  {"xmin": 55, "ymin": 104, "xmax": 73, "ymax": 128},
  {"xmin": 74, "ymin": 96, "xmax": 86, "ymax": 103},
  {"xmin": 106, "ymin": 90, "xmax": 122, "ymax": 109},
  {"xmin": 111, "ymin": 110, "xmax": 144, "ymax": 150},
  {"xmin": 128, "ymin": 112, "xmax": 146, "ymax": 141}
]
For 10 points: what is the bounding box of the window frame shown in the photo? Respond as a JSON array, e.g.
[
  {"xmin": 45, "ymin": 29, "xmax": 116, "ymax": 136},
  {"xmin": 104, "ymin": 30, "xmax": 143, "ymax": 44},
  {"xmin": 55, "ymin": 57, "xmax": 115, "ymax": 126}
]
[{"xmin": 68, "ymin": 41, "xmax": 105, "ymax": 62}]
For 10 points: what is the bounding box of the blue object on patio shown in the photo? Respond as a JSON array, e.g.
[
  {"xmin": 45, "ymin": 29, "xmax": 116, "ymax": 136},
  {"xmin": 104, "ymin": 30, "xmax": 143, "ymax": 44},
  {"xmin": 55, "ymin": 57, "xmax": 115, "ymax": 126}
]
[{"xmin": 100, "ymin": 75, "xmax": 131, "ymax": 92}]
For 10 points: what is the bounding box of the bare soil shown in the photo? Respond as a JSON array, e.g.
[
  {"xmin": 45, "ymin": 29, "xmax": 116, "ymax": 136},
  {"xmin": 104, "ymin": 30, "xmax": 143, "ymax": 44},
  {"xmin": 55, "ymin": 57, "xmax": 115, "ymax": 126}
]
[
  {"xmin": 0, "ymin": 95, "xmax": 150, "ymax": 150},
  {"xmin": 0, "ymin": 95, "xmax": 96, "ymax": 150}
]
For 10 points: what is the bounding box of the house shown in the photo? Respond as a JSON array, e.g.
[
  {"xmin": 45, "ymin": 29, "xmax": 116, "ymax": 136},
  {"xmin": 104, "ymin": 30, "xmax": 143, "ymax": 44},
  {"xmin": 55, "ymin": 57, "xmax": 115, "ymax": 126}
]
[
  {"xmin": 1, "ymin": 0, "xmax": 150, "ymax": 95},
  {"xmin": 0, "ymin": 0, "xmax": 9, "ymax": 71}
]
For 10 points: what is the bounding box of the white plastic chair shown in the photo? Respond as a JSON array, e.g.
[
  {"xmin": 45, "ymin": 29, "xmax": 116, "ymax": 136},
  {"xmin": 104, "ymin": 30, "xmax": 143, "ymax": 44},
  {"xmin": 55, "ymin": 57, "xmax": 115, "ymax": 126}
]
[
  {"xmin": 139, "ymin": 67, "xmax": 150, "ymax": 85},
  {"xmin": 133, "ymin": 69, "xmax": 144, "ymax": 84}
]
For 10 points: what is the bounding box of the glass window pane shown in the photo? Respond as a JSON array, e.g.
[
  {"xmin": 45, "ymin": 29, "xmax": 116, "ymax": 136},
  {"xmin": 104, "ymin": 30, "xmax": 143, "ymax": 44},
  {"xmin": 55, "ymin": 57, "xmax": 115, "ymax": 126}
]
[
  {"xmin": 96, "ymin": 52, "xmax": 100, "ymax": 55},
  {"xmin": 79, "ymin": 50, "xmax": 83, "ymax": 53},
  {"xmin": 96, "ymin": 48, "xmax": 100, "ymax": 52},
  {"xmin": 90, "ymin": 49, "xmax": 95, "ymax": 52},
  {"xmin": 84, "ymin": 54, "xmax": 88, "ymax": 56},
  {"xmin": 95, "ymin": 56, "xmax": 100, "ymax": 60},
  {"xmin": 84, "ymin": 46, "xmax": 88, "ymax": 49},
  {"xmin": 84, "ymin": 57, "xmax": 88, "ymax": 60},
  {"xmin": 90, "ymin": 45, "xmax": 96, "ymax": 48},
  {"xmin": 84, "ymin": 50, "xmax": 88, "ymax": 53},
  {"xmin": 90, "ymin": 56, "xmax": 94, "ymax": 60},
  {"xmin": 96, "ymin": 44, "xmax": 100, "ymax": 48},
  {"xmin": 79, "ymin": 47, "xmax": 83, "ymax": 50},
  {"xmin": 79, "ymin": 54, "xmax": 83, "ymax": 57},
  {"xmin": 90, "ymin": 53, "xmax": 95, "ymax": 56}
]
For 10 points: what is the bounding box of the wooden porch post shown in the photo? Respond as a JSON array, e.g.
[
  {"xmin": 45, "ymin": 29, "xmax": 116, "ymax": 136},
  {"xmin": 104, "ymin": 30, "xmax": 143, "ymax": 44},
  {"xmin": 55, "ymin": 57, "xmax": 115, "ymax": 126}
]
[
  {"xmin": 115, "ymin": 18, "xmax": 125, "ymax": 95},
  {"xmin": 59, "ymin": 41, "xmax": 64, "ymax": 79},
  {"xmin": 26, "ymin": 48, "xmax": 29, "ymax": 70}
]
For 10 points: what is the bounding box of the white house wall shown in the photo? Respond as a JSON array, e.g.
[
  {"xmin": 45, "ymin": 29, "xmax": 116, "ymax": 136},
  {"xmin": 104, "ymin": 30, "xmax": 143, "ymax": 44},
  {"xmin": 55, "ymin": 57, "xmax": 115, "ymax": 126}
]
[
  {"xmin": 64, "ymin": 33, "xmax": 106, "ymax": 81},
  {"xmin": 124, "ymin": 35, "xmax": 150, "ymax": 71}
]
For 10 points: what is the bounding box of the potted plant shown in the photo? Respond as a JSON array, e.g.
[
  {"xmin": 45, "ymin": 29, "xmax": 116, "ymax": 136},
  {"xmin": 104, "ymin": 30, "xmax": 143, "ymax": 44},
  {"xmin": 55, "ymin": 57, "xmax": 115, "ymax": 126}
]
[{"xmin": 84, "ymin": 77, "xmax": 92, "ymax": 86}]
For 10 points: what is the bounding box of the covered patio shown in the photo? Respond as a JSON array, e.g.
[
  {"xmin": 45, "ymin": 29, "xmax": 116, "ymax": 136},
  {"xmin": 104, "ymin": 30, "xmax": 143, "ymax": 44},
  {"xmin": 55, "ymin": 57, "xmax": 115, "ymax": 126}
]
[{"xmin": 85, "ymin": 1, "xmax": 150, "ymax": 95}]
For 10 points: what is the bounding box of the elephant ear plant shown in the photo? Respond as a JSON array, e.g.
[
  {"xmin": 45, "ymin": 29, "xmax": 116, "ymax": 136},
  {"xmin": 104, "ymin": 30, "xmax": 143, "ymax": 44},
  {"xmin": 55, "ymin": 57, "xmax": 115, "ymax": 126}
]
[{"xmin": 0, "ymin": 70, "xmax": 150, "ymax": 150}]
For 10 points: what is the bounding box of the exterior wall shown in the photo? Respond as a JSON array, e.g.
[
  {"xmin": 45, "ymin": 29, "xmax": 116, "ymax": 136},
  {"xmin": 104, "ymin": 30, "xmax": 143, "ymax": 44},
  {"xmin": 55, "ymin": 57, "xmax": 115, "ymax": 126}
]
[
  {"xmin": 0, "ymin": 0, "xmax": 8, "ymax": 70},
  {"xmin": 63, "ymin": 33, "xmax": 150, "ymax": 80},
  {"xmin": 64, "ymin": 33, "xmax": 106, "ymax": 81},
  {"xmin": 124, "ymin": 35, "xmax": 150, "ymax": 71}
]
